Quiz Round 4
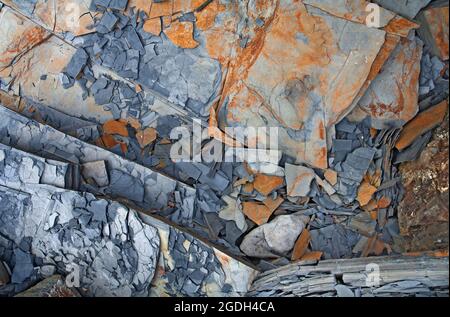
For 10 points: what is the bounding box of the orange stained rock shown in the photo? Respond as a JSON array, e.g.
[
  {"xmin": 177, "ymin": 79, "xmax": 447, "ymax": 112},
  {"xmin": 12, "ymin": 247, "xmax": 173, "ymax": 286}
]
[
  {"xmin": 299, "ymin": 251, "xmax": 322, "ymax": 262},
  {"xmin": 377, "ymin": 196, "xmax": 392, "ymax": 209},
  {"xmin": 357, "ymin": 181, "xmax": 378, "ymax": 207},
  {"xmin": 262, "ymin": 196, "xmax": 284, "ymax": 214},
  {"xmin": 369, "ymin": 210, "xmax": 378, "ymax": 221},
  {"xmin": 102, "ymin": 120, "xmax": 129, "ymax": 137},
  {"xmin": 420, "ymin": 6, "xmax": 449, "ymax": 60},
  {"xmin": 242, "ymin": 201, "xmax": 273, "ymax": 226},
  {"xmin": 208, "ymin": 107, "xmax": 243, "ymax": 147},
  {"xmin": 291, "ymin": 229, "xmax": 311, "ymax": 261},
  {"xmin": 136, "ymin": 127, "xmax": 157, "ymax": 148},
  {"xmin": 396, "ymin": 100, "xmax": 448, "ymax": 151},
  {"xmin": 164, "ymin": 21, "xmax": 199, "ymax": 49},
  {"xmin": 362, "ymin": 199, "xmax": 378, "ymax": 212},
  {"xmin": 149, "ymin": 0, "xmax": 173, "ymax": 19},
  {"xmin": 383, "ymin": 15, "xmax": 420, "ymax": 38},
  {"xmin": 143, "ymin": 18, "xmax": 162, "ymax": 36},
  {"xmin": 253, "ymin": 174, "xmax": 284, "ymax": 196},
  {"xmin": 242, "ymin": 182, "xmax": 255, "ymax": 195},
  {"xmin": 100, "ymin": 134, "xmax": 119, "ymax": 148},
  {"xmin": 324, "ymin": 169, "xmax": 338, "ymax": 186},
  {"xmin": 195, "ymin": 0, "xmax": 226, "ymax": 31}
]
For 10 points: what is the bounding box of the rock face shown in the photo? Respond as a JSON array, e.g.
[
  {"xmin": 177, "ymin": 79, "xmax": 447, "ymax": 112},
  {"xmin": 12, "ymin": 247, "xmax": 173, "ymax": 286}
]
[
  {"xmin": 359, "ymin": 36, "xmax": 423, "ymax": 129},
  {"xmin": 218, "ymin": 0, "xmax": 389, "ymax": 168},
  {"xmin": 397, "ymin": 112, "xmax": 449, "ymax": 252},
  {"xmin": 0, "ymin": 184, "xmax": 161, "ymax": 297}
]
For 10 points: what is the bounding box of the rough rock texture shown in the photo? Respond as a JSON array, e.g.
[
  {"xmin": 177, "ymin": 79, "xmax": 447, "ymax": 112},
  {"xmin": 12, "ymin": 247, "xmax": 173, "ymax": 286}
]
[
  {"xmin": 359, "ymin": 35, "xmax": 423, "ymax": 129},
  {"xmin": 397, "ymin": 111, "xmax": 449, "ymax": 252},
  {"xmin": 373, "ymin": 0, "xmax": 432, "ymax": 19},
  {"xmin": 15, "ymin": 275, "xmax": 81, "ymax": 297},
  {"xmin": 0, "ymin": 184, "xmax": 160, "ymax": 296},
  {"xmin": 417, "ymin": 4, "xmax": 449, "ymax": 61}
]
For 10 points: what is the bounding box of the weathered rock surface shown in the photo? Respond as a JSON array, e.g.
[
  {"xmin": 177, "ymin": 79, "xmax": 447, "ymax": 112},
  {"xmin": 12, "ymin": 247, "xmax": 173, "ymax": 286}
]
[
  {"xmin": 359, "ymin": 36, "xmax": 423, "ymax": 129},
  {"xmin": 15, "ymin": 275, "xmax": 81, "ymax": 297},
  {"xmin": 240, "ymin": 214, "xmax": 306, "ymax": 258},
  {"xmin": 417, "ymin": 4, "xmax": 449, "ymax": 61}
]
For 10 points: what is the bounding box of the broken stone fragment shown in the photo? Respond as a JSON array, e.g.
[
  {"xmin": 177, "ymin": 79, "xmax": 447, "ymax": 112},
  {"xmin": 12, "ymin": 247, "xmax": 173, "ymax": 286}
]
[
  {"xmin": 219, "ymin": 196, "xmax": 248, "ymax": 232},
  {"xmin": 358, "ymin": 36, "xmax": 423, "ymax": 129},
  {"xmin": 373, "ymin": 0, "xmax": 432, "ymax": 19},
  {"xmin": 262, "ymin": 196, "xmax": 284, "ymax": 215},
  {"xmin": 81, "ymin": 160, "xmax": 110, "ymax": 187},
  {"xmin": 15, "ymin": 275, "xmax": 80, "ymax": 297},
  {"xmin": 164, "ymin": 21, "xmax": 199, "ymax": 49},
  {"xmin": 136, "ymin": 127, "xmax": 157, "ymax": 148},
  {"xmin": 240, "ymin": 214, "xmax": 305, "ymax": 258},
  {"xmin": 291, "ymin": 229, "xmax": 311, "ymax": 261},
  {"xmin": 253, "ymin": 174, "xmax": 284, "ymax": 196},
  {"xmin": 348, "ymin": 212, "xmax": 377, "ymax": 237},
  {"xmin": 357, "ymin": 180, "xmax": 378, "ymax": 207},
  {"xmin": 103, "ymin": 120, "xmax": 129, "ymax": 137},
  {"xmin": 417, "ymin": 5, "xmax": 449, "ymax": 61},
  {"xmin": 396, "ymin": 100, "xmax": 448, "ymax": 151},
  {"xmin": 143, "ymin": 18, "xmax": 162, "ymax": 35},
  {"xmin": 285, "ymin": 164, "xmax": 316, "ymax": 198},
  {"xmin": 324, "ymin": 169, "xmax": 338, "ymax": 186},
  {"xmin": 242, "ymin": 201, "xmax": 273, "ymax": 226}
]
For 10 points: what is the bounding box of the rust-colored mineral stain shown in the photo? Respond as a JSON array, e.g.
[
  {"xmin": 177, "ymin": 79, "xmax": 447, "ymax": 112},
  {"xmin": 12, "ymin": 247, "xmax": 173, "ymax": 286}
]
[
  {"xmin": 383, "ymin": 15, "xmax": 420, "ymax": 38},
  {"xmin": 253, "ymin": 174, "xmax": 284, "ymax": 196},
  {"xmin": 164, "ymin": 21, "xmax": 199, "ymax": 49},
  {"xmin": 324, "ymin": 169, "xmax": 338, "ymax": 186},
  {"xmin": 136, "ymin": 127, "xmax": 157, "ymax": 148},
  {"xmin": 143, "ymin": 18, "xmax": 162, "ymax": 36},
  {"xmin": 396, "ymin": 100, "xmax": 448, "ymax": 151},
  {"xmin": 102, "ymin": 120, "xmax": 129, "ymax": 137},
  {"xmin": 423, "ymin": 6, "xmax": 449, "ymax": 60},
  {"xmin": 291, "ymin": 229, "xmax": 311, "ymax": 261},
  {"xmin": 263, "ymin": 196, "xmax": 284, "ymax": 214},
  {"xmin": 357, "ymin": 180, "xmax": 378, "ymax": 207},
  {"xmin": 149, "ymin": 0, "xmax": 173, "ymax": 19},
  {"xmin": 242, "ymin": 201, "xmax": 273, "ymax": 226}
]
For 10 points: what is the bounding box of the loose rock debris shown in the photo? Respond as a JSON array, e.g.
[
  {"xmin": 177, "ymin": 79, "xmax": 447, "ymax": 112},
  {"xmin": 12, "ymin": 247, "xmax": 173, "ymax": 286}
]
[{"xmin": 0, "ymin": 0, "xmax": 449, "ymax": 297}]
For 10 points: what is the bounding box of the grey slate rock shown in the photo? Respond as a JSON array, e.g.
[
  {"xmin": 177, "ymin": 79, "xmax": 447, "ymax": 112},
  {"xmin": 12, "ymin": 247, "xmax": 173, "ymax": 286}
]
[{"xmin": 65, "ymin": 48, "xmax": 88, "ymax": 79}]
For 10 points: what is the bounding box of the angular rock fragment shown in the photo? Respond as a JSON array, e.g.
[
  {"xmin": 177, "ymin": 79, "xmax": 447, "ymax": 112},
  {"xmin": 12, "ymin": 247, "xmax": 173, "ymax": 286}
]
[
  {"xmin": 396, "ymin": 100, "xmax": 448, "ymax": 151},
  {"xmin": 164, "ymin": 21, "xmax": 199, "ymax": 49},
  {"xmin": 357, "ymin": 180, "xmax": 378, "ymax": 206},
  {"xmin": 242, "ymin": 202, "xmax": 273, "ymax": 226},
  {"xmin": 347, "ymin": 212, "xmax": 377, "ymax": 237},
  {"xmin": 358, "ymin": 36, "xmax": 423, "ymax": 129},
  {"xmin": 373, "ymin": 0, "xmax": 432, "ymax": 19},
  {"xmin": 291, "ymin": 229, "xmax": 311, "ymax": 261},
  {"xmin": 285, "ymin": 164, "xmax": 316, "ymax": 198},
  {"xmin": 417, "ymin": 4, "xmax": 450, "ymax": 60},
  {"xmin": 253, "ymin": 174, "xmax": 284, "ymax": 196},
  {"xmin": 240, "ymin": 214, "xmax": 305, "ymax": 258},
  {"xmin": 310, "ymin": 224, "xmax": 360, "ymax": 259},
  {"xmin": 0, "ymin": 261, "xmax": 10, "ymax": 286}
]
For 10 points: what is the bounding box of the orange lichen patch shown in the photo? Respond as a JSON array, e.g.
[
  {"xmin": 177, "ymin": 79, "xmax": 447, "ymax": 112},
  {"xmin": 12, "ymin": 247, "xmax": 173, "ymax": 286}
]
[
  {"xmin": 324, "ymin": 169, "xmax": 338, "ymax": 186},
  {"xmin": 299, "ymin": 251, "xmax": 322, "ymax": 262},
  {"xmin": 149, "ymin": 0, "xmax": 173, "ymax": 19},
  {"xmin": 242, "ymin": 201, "xmax": 273, "ymax": 226},
  {"xmin": 143, "ymin": 18, "xmax": 162, "ymax": 36},
  {"xmin": 291, "ymin": 229, "xmax": 311, "ymax": 261},
  {"xmin": 253, "ymin": 174, "xmax": 284, "ymax": 196},
  {"xmin": 102, "ymin": 120, "xmax": 129, "ymax": 137},
  {"xmin": 422, "ymin": 6, "xmax": 449, "ymax": 60},
  {"xmin": 357, "ymin": 180, "xmax": 378, "ymax": 207},
  {"xmin": 396, "ymin": 100, "xmax": 448, "ymax": 151},
  {"xmin": 136, "ymin": 127, "xmax": 157, "ymax": 148},
  {"xmin": 164, "ymin": 21, "xmax": 199, "ymax": 49},
  {"xmin": 377, "ymin": 196, "xmax": 392, "ymax": 209},
  {"xmin": 383, "ymin": 15, "xmax": 420, "ymax": 38},
  {"xmin": 263, "ymin": 196, "xmax": 284, "ymax": 214}
]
